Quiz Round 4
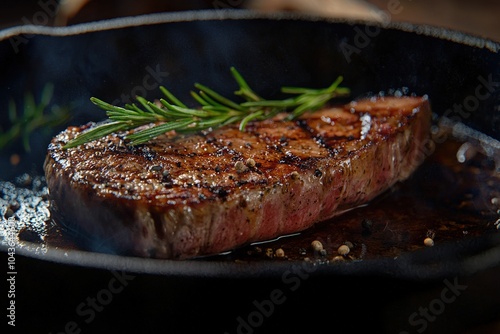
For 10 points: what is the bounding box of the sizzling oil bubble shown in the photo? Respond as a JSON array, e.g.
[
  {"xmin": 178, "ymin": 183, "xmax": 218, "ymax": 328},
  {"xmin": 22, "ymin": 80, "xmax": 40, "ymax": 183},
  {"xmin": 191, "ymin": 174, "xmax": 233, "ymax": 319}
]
[
  {"xmin": 359, "ymin": 113, "xmax": 372, "ymax": 140},
  {"xmin": 0, "ymin": 175, "xmax": 50, "ymax": 247}
]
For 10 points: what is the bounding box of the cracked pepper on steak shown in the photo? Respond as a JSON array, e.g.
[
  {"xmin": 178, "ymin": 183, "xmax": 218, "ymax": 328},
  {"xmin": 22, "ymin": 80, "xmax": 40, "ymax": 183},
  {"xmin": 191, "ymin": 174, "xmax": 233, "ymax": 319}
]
[{"xmin": 44, "ymin": 96, "xmax": 431, "ymax": 259}]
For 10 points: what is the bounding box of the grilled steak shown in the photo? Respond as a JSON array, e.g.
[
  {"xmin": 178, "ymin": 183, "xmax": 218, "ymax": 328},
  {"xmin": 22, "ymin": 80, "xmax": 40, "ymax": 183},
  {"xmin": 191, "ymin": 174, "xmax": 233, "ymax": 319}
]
[{"xmin": 44, "ymin": 96, "xmax": 431, "ymax": 259}]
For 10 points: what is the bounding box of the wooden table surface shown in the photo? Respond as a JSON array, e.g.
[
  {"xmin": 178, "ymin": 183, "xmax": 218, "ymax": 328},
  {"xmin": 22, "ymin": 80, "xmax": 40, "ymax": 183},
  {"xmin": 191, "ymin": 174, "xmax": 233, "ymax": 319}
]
[{"xmin": 249, "ymin": 0, "xmax": 500, "ymax": 42}]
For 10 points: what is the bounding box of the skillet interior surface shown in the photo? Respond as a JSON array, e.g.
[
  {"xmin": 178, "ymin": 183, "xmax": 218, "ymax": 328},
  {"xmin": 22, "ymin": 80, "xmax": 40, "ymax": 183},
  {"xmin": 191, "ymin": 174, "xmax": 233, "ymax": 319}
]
[
  {"xmin": 1, "ymin": 10, "xmax": 500, "ymax": 333},
  {"xmin": 0, "ymin": 9, "xmax": 499, "ymax": 276}
]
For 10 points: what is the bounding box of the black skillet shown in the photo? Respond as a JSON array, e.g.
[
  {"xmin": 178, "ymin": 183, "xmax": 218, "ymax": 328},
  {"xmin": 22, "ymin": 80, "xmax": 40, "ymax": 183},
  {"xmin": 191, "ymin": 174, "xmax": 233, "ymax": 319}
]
[{"xmin": 1, "ymin": 10, "xmax": 499, "ymax": 334}]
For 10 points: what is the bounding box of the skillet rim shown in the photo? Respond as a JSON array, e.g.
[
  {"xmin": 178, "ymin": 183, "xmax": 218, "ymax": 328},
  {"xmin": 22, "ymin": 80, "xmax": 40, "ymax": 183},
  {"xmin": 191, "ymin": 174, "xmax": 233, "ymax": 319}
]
[
  {"xmin": 0, "ymin": 9, "xmax": 498, "ymax": 50},
  {"xmin": 0, "ymin": 9, "xmax": 499, "ymax": 278}
]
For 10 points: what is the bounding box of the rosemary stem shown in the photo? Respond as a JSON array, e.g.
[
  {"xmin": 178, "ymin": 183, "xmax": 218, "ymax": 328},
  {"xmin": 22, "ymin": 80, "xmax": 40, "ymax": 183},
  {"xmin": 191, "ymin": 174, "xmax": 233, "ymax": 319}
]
[{"xmin": 63, "ymin": 68, "xmax": 349, "ymax": 149}]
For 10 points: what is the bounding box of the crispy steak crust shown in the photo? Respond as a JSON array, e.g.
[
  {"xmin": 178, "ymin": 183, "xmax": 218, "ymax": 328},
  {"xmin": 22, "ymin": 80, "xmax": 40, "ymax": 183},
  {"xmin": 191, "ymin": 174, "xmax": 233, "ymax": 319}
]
[{"xmin": 44, "ymin": 96, "xmax": 431, "ymax": 259}]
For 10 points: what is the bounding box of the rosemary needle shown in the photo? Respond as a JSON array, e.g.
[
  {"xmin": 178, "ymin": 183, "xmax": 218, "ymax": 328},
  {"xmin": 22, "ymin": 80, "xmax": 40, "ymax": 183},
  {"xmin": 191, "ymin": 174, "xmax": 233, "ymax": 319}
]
[{"xmin": 63, "ymin": 67, "xmax": 350, "ymax": 149}]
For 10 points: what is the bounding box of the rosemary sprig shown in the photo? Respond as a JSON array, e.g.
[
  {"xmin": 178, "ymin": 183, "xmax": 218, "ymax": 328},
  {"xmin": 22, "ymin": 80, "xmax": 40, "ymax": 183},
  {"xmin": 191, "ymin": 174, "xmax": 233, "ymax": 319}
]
[
  {"xmin": 64, "ymin": 67, "xmax": 350, "ymax": 149},
  {"xmin": 1, "ymin": 84, "xmax": 70, "ymax": 151}
]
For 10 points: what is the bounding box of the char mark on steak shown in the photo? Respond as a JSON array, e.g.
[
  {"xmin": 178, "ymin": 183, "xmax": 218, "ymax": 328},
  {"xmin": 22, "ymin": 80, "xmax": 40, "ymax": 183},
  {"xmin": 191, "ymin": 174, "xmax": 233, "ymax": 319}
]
[{"xmin": 44, "ymin": 96, "xmax": 431, "ymax": 259}]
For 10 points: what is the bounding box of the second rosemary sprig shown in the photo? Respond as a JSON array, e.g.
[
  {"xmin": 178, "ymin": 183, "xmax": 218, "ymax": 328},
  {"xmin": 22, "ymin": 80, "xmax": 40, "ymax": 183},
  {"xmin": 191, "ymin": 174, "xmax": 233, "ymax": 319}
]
[
  {"xmin": 1, "ymin": 83, "xmax": 70, "ymax": 151},
  {"xmin": 63, "ymin": 67, "xmax": 350, "ymax": 149}
]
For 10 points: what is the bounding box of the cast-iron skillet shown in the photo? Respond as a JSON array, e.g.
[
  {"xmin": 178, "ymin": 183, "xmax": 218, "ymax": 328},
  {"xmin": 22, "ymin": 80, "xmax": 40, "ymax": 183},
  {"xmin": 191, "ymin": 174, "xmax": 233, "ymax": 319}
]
[{"xmin": 1, "ymin": 10, "xmax": 499, "ymax": 334}]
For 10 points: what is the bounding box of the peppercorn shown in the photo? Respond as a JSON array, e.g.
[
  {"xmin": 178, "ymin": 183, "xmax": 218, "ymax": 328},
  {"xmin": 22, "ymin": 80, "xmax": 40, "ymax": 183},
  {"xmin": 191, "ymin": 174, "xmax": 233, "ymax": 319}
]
[
  {"xmin": 245, "ymin": 158, "xmax": 256, "ymax": 168},
  {"xmin": 311, "ymin": 240, "xmax": 323, "ymax": 252},
  {"xmin": 275, "ymin": 248, "xmax": 285, "ymax": 258},
  {"xmin": 424, "ymin": 237, "xmax": 434, "ymax": 247},
  {"xmin": 338, "ymin": 244, "xmax": 350, "ymax": 256}
]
